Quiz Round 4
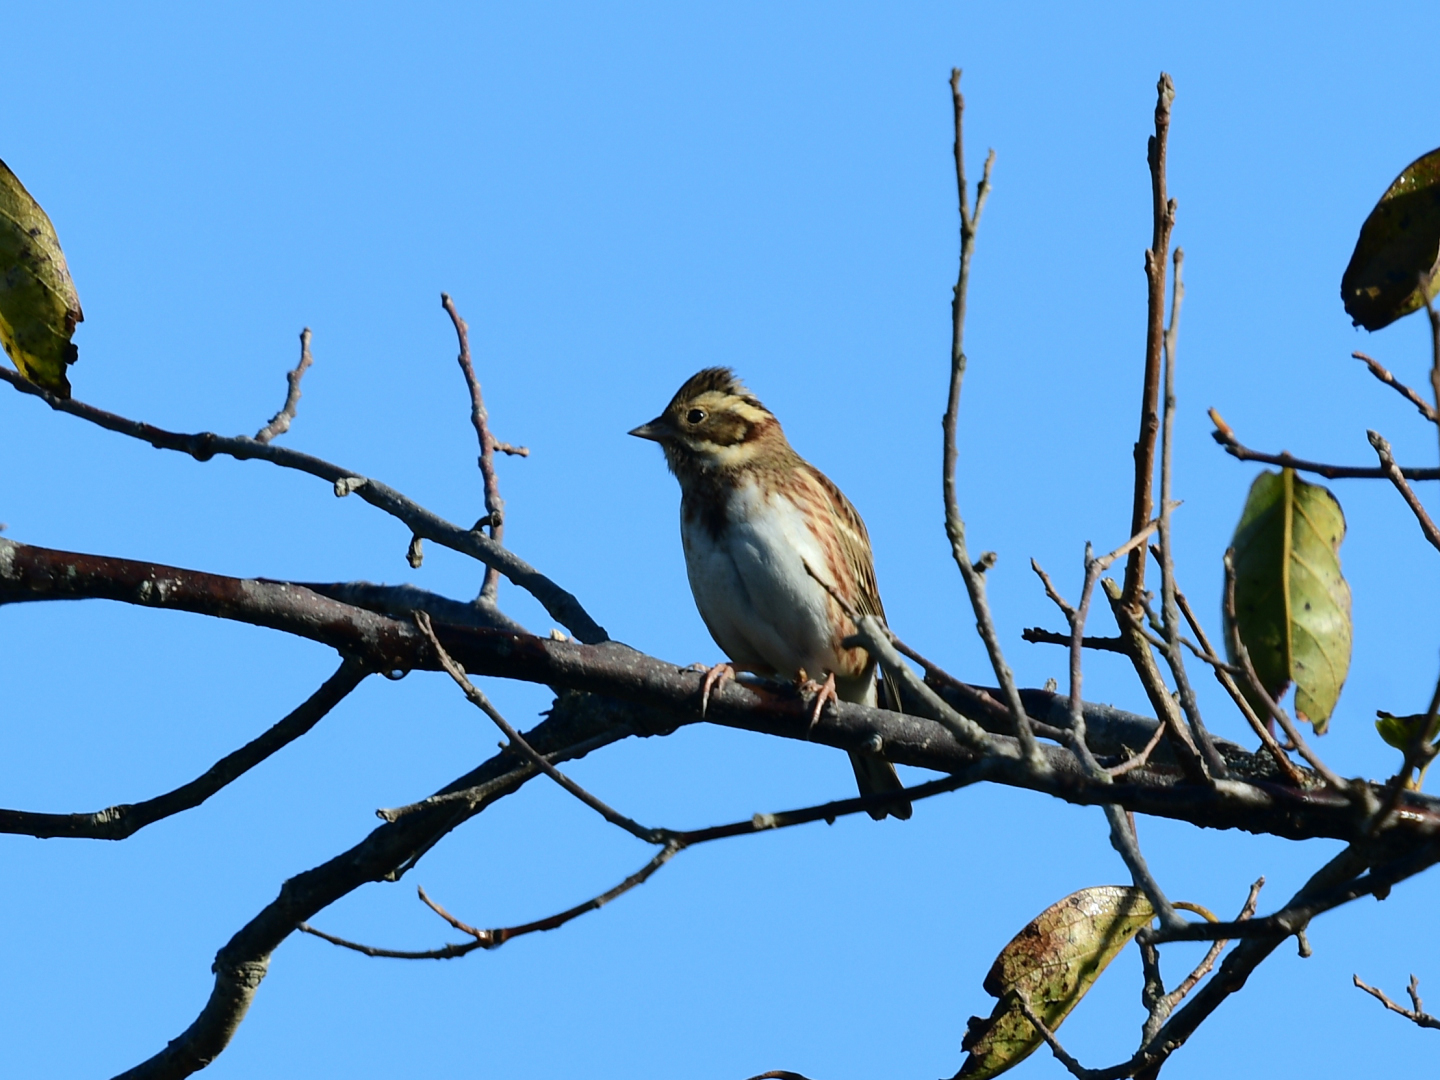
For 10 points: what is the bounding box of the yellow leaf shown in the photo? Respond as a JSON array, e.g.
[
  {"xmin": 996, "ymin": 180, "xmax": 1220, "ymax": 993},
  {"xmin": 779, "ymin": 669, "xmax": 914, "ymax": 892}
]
[
  {"xmin": 0, "ymin": 158, "xmax": 82, "ymax": 397},
  {"xmin": 957, "ymin": 886, "xmax": 1154, "ymax": 1079}
]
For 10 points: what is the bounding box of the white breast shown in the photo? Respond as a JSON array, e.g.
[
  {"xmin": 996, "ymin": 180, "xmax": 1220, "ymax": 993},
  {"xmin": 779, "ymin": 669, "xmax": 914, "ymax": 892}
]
[{"xmin": 681, "ymin": 478, "xmax": 841, "ymax": 682}]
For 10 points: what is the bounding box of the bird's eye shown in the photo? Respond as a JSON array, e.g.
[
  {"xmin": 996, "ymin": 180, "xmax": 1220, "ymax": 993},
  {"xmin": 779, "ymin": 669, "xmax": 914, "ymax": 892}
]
[{"xmin": 686, "ymin": 408, "xmax": 706, "ymax": 424}]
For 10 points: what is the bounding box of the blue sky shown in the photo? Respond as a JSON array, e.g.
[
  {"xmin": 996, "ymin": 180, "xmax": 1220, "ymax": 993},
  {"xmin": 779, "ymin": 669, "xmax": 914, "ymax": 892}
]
[{"xmin": 4, "ymin": 3, "xmax": 1440, "ymax": 1077}]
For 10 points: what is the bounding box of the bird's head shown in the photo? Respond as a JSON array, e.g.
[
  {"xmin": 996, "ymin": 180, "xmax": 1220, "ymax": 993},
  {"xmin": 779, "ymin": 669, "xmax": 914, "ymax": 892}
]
[{"xmin": 629, "ymin": 367, "xmax": 787, "ymax": 475}]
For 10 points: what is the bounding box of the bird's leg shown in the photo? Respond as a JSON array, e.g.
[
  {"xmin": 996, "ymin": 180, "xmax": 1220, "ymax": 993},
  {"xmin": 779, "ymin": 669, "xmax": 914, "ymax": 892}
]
[
  {"xmin": 698, "ymin": 662, "xmax": 735, "ymax": 717},
  {"xmin": 802, "ymin": 670, "xmax": 839, "ymax": 736}
]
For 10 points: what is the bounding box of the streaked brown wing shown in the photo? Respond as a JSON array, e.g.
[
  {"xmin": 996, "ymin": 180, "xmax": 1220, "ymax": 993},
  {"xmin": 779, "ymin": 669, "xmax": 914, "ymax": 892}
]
[
  {"xmin": 800, "ymin": 461, "xmax": 906, "ymax": 712},
  {"xmin": 801, "ymin": 462, "xmax": 886, "ymax": 621}
]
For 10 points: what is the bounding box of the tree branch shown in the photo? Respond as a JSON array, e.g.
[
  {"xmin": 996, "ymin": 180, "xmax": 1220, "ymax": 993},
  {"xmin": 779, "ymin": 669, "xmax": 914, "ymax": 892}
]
[
  {"xmin": 253, "ymin": 327, "xmax": 314, "ymax": 443},
  {"xmin": 0, "ymin": 366, "xmax": 606, "ymax": 643},
  {"xmin": 1209, "ymin": 407, "xmax": 1440, "ymax": 481},
  {"xmin": 0, "ymin": 657, "xmax": 367, "ymax": 839}
]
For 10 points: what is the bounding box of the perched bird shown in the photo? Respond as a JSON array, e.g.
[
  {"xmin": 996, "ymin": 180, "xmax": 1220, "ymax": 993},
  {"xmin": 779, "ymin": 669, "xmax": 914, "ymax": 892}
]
[{"xmin": 630, "ymin": 367, "xmax": 911, "ymax": 820}]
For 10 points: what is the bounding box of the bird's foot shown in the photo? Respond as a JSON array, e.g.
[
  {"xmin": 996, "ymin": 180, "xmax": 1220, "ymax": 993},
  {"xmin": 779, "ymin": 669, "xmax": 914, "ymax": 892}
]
[
  {"xmin": 801, "ymin": 670, "xmax": 839, "ymax": 737},
  {"xmin": 698, "ymin": 662, "xmax": 736, "ymax": 716}
]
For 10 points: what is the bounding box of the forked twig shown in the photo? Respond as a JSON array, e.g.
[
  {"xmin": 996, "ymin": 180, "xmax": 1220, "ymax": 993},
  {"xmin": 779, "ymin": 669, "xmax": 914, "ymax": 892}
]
[
  {"xmin": 415, "ymin": 610, "xmax": 664, "ymax": 844},
  {"xmin": 1353, "ymin": 974, "xmax": 1440, "ymax": 1031},
  {"xmin": 1209, "ymin": 407, "xmax": 1440, "ymax": 481}
]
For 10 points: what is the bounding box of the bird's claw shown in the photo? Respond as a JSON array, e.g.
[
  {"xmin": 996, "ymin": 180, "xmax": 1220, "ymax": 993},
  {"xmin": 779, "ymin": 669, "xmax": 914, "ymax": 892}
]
[
  {"xmin": 804, "ymin": 671, "xmax": 839, "ymax": 736},
  {"xmin": 699, "ymin": 662, "xmax": 735, "ymax": 716}
]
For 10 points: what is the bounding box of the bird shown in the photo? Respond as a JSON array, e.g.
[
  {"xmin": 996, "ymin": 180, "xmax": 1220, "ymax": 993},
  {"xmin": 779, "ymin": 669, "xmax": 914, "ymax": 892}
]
[{"xmin": 630, "ymin": 367, "xmax": 911, "ymax": 820}]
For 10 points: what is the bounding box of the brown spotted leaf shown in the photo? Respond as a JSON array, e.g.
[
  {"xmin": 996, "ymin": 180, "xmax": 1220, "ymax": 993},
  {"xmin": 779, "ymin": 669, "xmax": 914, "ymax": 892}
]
[
  {"xmin": 1342, "ymin": 147, "xmax": 1440, "ymax": 331},
  {"xmin": 957, "ymin": 887, "xmax": 1153, "ymax": 1079},
  {"xmin": 1225, "ymin": 469, "xmax": 1352, "ymax": 733},
  {"xmin": 0, "ymin": 158, "xmax": 82, "ymax": 397}
]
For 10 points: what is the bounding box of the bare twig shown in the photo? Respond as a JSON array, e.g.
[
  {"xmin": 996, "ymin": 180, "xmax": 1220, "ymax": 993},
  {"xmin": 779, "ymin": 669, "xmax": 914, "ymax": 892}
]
[
  {"xmin": 1174, "ymin": 587, "xmax": 1306, "ymax": 786},
  {"xmin": 253, "ymin": 328, "xmax": 314, "ymax": 443},
  {"xmin": 0, "ymin": 658, "xmax": 367, "ymax": 839},
  {"xmin": 1107, "ymin": 721, "xmax": 1167, "ymax": 778},
  {"xmin": 1354, "ymin": 974, "xmax": 1440, "ymax": 1031},
  {"xmin": 942, "ymin": 71, "xmax": 1037, "ymax": 764},
  {"xmin": 303, "ymin": 771, "xmax": 977, "ymax": 961},
  {"xmin": 0, "ymin": 365, "xmax": 607, "ymax": 644},
  {"xmin": 801, "ymin": 558, "xmax": 994, "ymax": 754},
  {"xmin": 1222, "ymin": 551, "xmax": 1349, "ymax": 792},
  {"xmin": 1160, "ymin": 878, "xmax": 1263, "ymax": 1011},
  {"xmin": 1368, "ymin": 429, "xmax": 1440, "ymax": 552},
  {"xmin": 299, "ymin": 846, "xmax": 679, "ymax": 960},
  {"xmin": 1013, "ymin": 989, "xmax": 1095, "ymax": 1080},
  {"xmin": 1042, "ymin": 523, "xmax": 1184, "ymax": 930},
  {"xmin": 415, "ymin": 610, "xmax": 664, "ymax": 844},
  {"xmin": 1121, "ymin": 73, "xmax": 1177, "ymax": 606},
  {"xmin": 1354, "ymin": 351, "xmax": 1439, "ymax": 422},
  {"xmin": 442, "ymin": 293, "xmax": 524, "ymax": 603},
  {"xmin": 1152, "ymin": 248, "xmax": 1225, "ymax": 777},
  {"xmin": 1021, "ymin": 626, "xmax": 1127, "ymax": 653},
  {"xmin": 1209, "ymin": 407, "xmax": 1440, "ymax": 481}
]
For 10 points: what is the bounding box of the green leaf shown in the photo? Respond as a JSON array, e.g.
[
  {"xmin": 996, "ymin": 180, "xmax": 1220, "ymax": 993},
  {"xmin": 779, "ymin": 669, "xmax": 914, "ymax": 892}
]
[
  {"xmin": 1226, "ymin": 468, "xmax": 1352, "ymax": 733},
  {"xmin": 957, "ymin": 887, "xmax": 1154, "ymax": 1079},
  {"xmin": 1341, "ymin": 147, "xmax": 1440, "ymax": 331},
  {"xmin": 0, "ymin": 158, "xmax": 82, "ymax": 397},
  {"xmin": 1375, "ymin": 710, "xmax": 1426, "ymax": 751},
  {"xmin": 1375, "ymin": 710, "xmax": 1437, "ymax": 790}
]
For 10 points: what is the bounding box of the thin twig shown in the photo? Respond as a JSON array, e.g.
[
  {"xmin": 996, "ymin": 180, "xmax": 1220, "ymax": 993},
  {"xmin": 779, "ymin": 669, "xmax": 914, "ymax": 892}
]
[
  {"xmin": 253, "ymin": 328, "xmax": 314, "ymax": 443},
  {"xmin": 1354, "ymin": 351, "xmax": 1439, "ymax": 422},
  {"xmin": 1107, "ymin": 722, "xmax": 1167, "ymax": 777},
  {"xmin": 1174, "ymin": 587, "xmax": 1306, "ymax": 786},
  {"xmin": 799, "ymin": 557, "xmax": 995, "ymax": 754},
  {"xmin": 303, "ymin": 772, "xmax": 977, "ymax": 961},
  {"xmin": 0, "ymin": 365, "xmax": 607, "ymax": 643},
  {"xmin": 442, "ymin": 293, "xmax": 521, "ymax": 603},
  {"xmin": 1029, "ymin": 558, "xmax": 1076, "ymax": 620},
  {"xmin": 1160, "ymin": 877, "xmax": 1263, "ymax": 1011},
  {"xmin": 1153, "ymin": 248, "xmax": 1225, "ymax": 776},
  {"xmin": 1208, "ymin": 407, "xmax": 1440, "ymax": 481},
  {"xmin": 1021, "ymin": 626, "xmax": 1126, "ymax": 653},
  {"xmin": 300, "ymin": 846, "xmax": 678, "ymax": 959},
  {"xmin": 0, "ymin": 658, "xmax": 368, "ymax": 839},
  {"xmin": 1121, "ymin": 73, "xmax": 1177, "ymax": 606},
  {"xmin": 1222, "ymin": 551, "xmax": 1349, "ymax": 792},
  {"xmin": 1368, "ymin": 430, "xmax": 1440, "ymax": 552},
  {"xmin": 1353, "ymin": 974, "xmax": 1440, "ymax": 1031},
  {"xmin": 1013, "ymin": 989, "xmax": 1095, "ymax": 1080},
  {"xmin": 1044, "ymin": 521, "xmax": 1183, "ymax": 930},
  {"xmin": 415, "ymin": 610, "xmax": 664, "ymax": 844},
  {"xmin": 942, "ymin": 70, "xmax": 1036, "ymax": 764}
]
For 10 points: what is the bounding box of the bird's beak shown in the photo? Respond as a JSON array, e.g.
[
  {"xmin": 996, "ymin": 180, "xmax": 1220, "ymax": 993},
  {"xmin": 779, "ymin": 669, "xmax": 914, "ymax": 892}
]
[{"xmin": 628, "ymin": 416, "xmax": 670, "ymax": 442}]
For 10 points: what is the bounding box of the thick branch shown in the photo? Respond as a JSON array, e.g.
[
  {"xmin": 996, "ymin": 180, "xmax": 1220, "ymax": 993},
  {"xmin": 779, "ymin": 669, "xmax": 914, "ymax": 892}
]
[{"xmin": 6, "ymin": 539, "xmax": 1436, "ymax": 845}]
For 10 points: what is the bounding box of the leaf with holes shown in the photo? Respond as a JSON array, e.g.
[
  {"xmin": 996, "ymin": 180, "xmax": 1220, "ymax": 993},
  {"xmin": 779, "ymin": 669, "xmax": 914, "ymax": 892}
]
[
  {"xmin": 1342, "ymin": 147, "xmax": 1440, "ymax": 331},
  {"xmin": 957, "ymin": 886, "xmax": 1154, "ymax": 1079},
  {"xmin": 0, "ymin": 158, "xmax": 82, "ymax": 397},
  {"xmin": 1226, "ymin": 469, "xmax": 1351, "ymax": 733}
]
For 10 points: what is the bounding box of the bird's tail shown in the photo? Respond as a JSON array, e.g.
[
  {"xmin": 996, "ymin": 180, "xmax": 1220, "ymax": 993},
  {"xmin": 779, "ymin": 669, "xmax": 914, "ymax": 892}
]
[{"xmin": 849, "ymin": 664, "xmax": 912, "ymax": 820}]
